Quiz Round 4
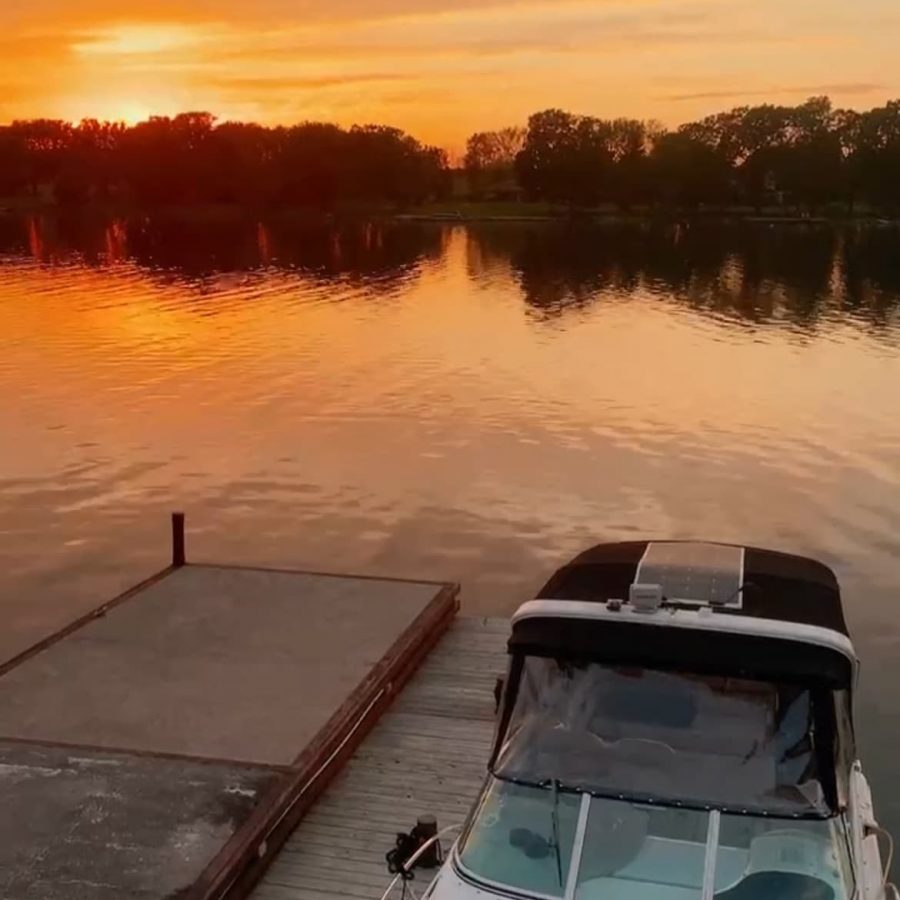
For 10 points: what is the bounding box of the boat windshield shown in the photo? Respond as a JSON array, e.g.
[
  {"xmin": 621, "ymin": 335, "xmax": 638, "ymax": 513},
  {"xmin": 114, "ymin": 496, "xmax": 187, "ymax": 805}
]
[
  {"xmin": 457, "ymin": 779, "xmax": 856, "ymax": 900},
  {"xmin": 494, "ymin": 656, "xmax": 829, "ymax": 816}
]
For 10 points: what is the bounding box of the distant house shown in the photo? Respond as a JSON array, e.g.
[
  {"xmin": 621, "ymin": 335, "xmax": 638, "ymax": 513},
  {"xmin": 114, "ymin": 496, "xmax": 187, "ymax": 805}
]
[
  {"xmin": 485, "ymin": 183, "xmax": 525, "ymax": 203},
  {"xmin": 463, "ymin": 165, "xmax": 523, "ymax": 202}
]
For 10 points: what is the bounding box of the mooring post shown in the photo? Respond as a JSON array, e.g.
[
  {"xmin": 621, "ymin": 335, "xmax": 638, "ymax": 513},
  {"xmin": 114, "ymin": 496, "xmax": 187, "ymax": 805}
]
[
  {"xmin": 416, "ymin": 815, "xmax": 439, "ymax": 868},
  {"xmin": 171, "ymin": 512, "xmax": 186, "ymax": 567}
]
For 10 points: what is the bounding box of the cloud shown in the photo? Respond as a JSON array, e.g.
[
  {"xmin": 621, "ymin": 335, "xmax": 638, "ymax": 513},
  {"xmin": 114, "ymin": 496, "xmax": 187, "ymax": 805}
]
[
  {"xmin": 1, "ymin": 0, "xmax": 897, "ymax": 142},
  {"xmin": 72, "ymin": 23, "xmax": 219, "ymax": 55},
  {"xmin": 211, "ymin": 73, "xmax": 415, "ymax": 93},
  {"xmin": 8, "ymin": 0, "xmax": 693, "ymax": 28},
  {"xmin": 0, "ymin": 31, "xmax": 74, "ymax": 60},
  {"xmin": 666, "ymin": 83, "xmax": 890, "ymax": 101},
  {"xmin": 198, "ymin": 4, "xmax": 782, "ymax": 71}
]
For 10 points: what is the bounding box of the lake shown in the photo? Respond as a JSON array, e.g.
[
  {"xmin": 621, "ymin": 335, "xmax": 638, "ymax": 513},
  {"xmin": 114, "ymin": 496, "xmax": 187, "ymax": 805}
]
[{"xmin": 1, "ymin": 213, "xmax": 899, "ymax": 835}]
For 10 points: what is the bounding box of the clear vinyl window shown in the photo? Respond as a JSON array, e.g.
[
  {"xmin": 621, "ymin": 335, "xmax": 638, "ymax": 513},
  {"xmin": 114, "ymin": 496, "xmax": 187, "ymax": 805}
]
[{"xmin": 494, "ymin": 656, "xmax": 828, "ymax": 816}]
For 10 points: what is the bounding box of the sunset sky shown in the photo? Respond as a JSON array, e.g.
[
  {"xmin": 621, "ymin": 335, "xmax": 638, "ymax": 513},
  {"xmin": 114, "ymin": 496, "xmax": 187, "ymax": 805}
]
[{"xmin": 2, "ymin": 0, "xmax": 898, "ymax": 149}]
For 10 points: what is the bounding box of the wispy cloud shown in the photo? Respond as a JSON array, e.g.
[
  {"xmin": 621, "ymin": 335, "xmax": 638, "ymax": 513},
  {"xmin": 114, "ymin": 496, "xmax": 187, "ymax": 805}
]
[
  {"xmin": 0, "ymin": 31, "xmax": 74, "ymax": 60},
  {"xmin": 666, "ymin": 82, "xmax": 890, "ymax": 101},
  {"xmin": 72, "ymin": 23, "xmax": 218, "ymax": 55},
  {"xmin": 175, "ymin": 4, "xmax": 785, "ymax": 71},
  {"xmin": 14, "ymin": 0, "xmax": 695, "ymax": 29},
  {"xmin": 211, "ymin": 73, "xmax": 415, "ymax": 93}
]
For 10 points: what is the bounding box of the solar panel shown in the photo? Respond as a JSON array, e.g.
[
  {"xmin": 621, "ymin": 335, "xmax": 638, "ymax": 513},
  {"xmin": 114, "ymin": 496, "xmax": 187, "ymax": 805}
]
[{"xmin": 635, "ymin": 542, "xmax": 744, "ymax": 608}]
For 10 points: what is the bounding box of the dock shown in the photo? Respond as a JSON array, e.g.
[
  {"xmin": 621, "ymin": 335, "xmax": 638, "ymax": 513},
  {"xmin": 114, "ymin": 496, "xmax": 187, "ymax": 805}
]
[
  {"xmin": 251, "ymin": 616, "xmax": 507, "ymax": 900},
  {"xmin": 0, "ymin": 515, "xmax": 461, "ymax": 900}
]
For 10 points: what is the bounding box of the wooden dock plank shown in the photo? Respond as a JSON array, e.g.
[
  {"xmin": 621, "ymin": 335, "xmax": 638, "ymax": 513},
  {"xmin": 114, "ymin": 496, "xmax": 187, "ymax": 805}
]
[{"xmin": 250, "ymin": 617, "xmax": 508, "ymax": 900}]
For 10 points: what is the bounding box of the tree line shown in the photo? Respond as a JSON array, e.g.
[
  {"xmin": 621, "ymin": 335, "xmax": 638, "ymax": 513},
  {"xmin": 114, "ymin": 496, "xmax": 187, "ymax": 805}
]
[
  {"xmin": 2, "ymin": 96, "xmax": 900, "ymax": 213},
  {"xmin": 0, "ymin": 113, "xmax": 448, "ymax": 208},
  {"xmin": 465, "ymin": 97, "xmax": 900, "ymax": 213}
]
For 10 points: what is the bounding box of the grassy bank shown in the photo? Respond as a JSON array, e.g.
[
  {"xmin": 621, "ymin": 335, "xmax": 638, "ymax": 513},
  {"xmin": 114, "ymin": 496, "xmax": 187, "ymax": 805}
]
[{"xmin": 402, "ymin": 200, "xmax": 899, "ymax": 224}]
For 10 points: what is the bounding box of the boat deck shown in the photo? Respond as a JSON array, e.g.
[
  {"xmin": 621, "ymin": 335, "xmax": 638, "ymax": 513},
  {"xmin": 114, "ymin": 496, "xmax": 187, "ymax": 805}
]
[
  {"xmin": 251, "ymin": 617, "xmax": 508, "ymax": 900},
  {"xmin": 0, "ymin": 526, "xmax": 458, "ymax": 900}
]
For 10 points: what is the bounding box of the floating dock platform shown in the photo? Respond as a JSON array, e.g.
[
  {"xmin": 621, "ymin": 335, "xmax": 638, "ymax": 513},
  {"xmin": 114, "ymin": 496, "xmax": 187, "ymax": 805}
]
[{"xmin": 0, "ymin": 515, "xmax": 460, "ymax": 900}]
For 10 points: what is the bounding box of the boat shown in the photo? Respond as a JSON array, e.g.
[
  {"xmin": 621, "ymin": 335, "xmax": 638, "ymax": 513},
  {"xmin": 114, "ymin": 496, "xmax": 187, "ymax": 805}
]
[{"xmin": 402, "ymin": 541, "xmax": 893, "ymax": 900}]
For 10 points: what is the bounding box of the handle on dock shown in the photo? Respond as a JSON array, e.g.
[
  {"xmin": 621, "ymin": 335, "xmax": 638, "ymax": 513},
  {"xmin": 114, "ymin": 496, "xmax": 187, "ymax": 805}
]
[{"xmin": 172, "ymin": 512, "xmax": 186, "ymax": 567}]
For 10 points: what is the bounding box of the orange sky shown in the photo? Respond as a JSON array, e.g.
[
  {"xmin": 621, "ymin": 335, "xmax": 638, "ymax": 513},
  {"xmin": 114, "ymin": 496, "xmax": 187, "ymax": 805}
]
[{"xmin": 2, "ymin": 0, "xmax": 898, "ymax": 148}]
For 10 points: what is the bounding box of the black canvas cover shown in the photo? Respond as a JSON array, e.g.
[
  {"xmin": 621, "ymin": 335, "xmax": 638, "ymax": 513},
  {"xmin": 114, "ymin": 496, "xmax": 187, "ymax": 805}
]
[
  {"xmin": 516, "ymin": 541, "xmax": 854, "ymax": 688},
  {"xmin": 536, "ymin": 541, "xmax": 848, "ymax": 635}
]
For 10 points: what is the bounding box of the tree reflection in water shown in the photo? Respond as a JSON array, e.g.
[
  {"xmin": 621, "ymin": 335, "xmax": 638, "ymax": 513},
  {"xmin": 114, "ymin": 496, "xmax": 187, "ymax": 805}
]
[{"xmin": 2, "ymin": 215, "xmax": 899, "ymax": 332}]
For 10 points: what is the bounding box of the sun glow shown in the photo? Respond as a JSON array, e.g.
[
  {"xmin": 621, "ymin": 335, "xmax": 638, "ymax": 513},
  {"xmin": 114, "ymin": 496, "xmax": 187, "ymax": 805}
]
[
  {"xmin": 61, "ymin": 23, "xmax": 209, "ymax": 125},
  {"xmin": 111, "ymin": 102, "xmax": 155, "ymax": 126},
  {"xmin": 57, "ymin": 88, "xmax": 185, "ymax": 126}
]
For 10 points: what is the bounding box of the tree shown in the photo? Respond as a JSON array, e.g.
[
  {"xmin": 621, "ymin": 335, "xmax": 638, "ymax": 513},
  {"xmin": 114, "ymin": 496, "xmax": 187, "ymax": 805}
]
[
  {"xmin": 119, "ymin": 113, "xmax": 217, "ymax": 204},
  {"xmin": 0, "ymin": 127, "xmax": 29, "ymax": 197},
  {"xmin": 650, "ymin": 132, "xmax": 733, "ymax": 208},
  {"xmin": 54, "ymin": 119, "xmax": 126, "ymax": 204},
  {"xmin": 464, "ymin": 126, "xmax": 525, "ymax": 197},
  {"xmin": 274, "ymin": 122, "xmax": 347, "ymax": 208},
  {"xmin": 679, "ymin": 107, "xmax": 748, "ymax": 164},
  {"xmin": 844, "ymin": 101, "xmax": 900, "ymax": 213},
  {"xmin": 607, "ymin": 119, "xmax": 658, "ymax": 209},
  {"xmin": 513, "ymin": 113, "xmax": 667, "ymax": 209},
  {"xmin": 8, "ymin": 119, "xmax": 73, "ymax": 195},
  {"xmin": 345, "ymin": 125, "xmax": 446, "ymax": 207},
  {"xmin": 778, "ymin": 98, "xmax": 844, "ymax": 211},
  {"xmin": 515, "ymin": 109, "xmax": 614, "ymax": 206},
  {"xmin": 209, "ymin": 121, "xmax": 276, "ymax": 205}
]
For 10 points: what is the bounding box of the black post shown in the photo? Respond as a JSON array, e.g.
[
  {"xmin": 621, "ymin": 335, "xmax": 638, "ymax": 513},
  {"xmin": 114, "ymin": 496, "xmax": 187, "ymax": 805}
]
[
  {"xmin": 416, "ymin": 815, "xmax": 439, "ymax": 868},
  {"xmin": 172, "ymin": 512, "xmax": 186, "ymax": 567}
]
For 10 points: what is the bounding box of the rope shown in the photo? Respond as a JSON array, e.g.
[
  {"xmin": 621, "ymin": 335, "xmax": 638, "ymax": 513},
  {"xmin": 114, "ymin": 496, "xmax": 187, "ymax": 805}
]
[{"xmin": 867, "ymin": 824, "xmax": 894, "ymax": 887}]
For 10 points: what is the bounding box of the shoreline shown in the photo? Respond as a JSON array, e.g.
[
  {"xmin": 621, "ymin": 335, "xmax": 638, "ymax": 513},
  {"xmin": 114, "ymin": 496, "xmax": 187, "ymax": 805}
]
[
  {"xmin": 394, "ymin": 212, "xmax": 900, "ymax": 226},
  {"xmin": 1, "ymin": 198, "xmax": 897, "ymax": 227}
]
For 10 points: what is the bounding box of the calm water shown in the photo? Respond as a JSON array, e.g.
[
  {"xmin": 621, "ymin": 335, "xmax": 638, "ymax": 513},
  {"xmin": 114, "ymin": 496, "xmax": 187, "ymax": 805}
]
[{"xmin": 1, "ymin": 213, "xmax": 899, "ymax": 829}]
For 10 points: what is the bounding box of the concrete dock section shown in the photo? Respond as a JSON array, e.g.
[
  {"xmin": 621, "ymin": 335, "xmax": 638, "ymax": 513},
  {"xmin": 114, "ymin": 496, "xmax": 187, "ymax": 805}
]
[
  {"xmin": 0, "ymin": 740, "xmax": 279, "ymax": 900},
  {"xmin": 0, "ymin": 565, "xmax": 449, "ymax": 764},
  {"xmin": 0, "ymin": 518, "xmax": 459, "ymax": 900}
]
